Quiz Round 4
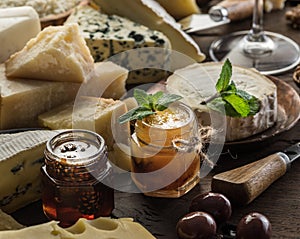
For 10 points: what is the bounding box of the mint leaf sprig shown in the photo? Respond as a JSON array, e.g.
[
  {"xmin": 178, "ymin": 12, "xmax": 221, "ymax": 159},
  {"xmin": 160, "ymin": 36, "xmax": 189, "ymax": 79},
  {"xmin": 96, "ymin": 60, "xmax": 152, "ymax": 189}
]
[
  {"xmin": 118, "ymin": 89, "xmax": 183, "ymax": 124},
  {"xmin": 204, "ymin": 59, "xmax": 260, "ymax": 117}
]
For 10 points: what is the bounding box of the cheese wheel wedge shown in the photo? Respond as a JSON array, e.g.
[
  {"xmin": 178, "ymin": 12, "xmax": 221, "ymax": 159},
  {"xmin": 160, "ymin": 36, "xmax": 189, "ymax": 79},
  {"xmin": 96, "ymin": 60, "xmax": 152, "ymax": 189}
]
[
  {"xmin": 166, "ymin": 63, "xmax": 277, "ymax": 142},
  {"xmin": 5, "ymin": 23, "xmax": 94, "ymax": 83}
]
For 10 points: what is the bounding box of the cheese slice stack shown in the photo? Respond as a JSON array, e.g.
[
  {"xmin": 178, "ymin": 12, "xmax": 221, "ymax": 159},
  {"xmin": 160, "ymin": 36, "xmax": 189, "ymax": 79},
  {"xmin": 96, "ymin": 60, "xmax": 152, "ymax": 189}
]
[
  {"xmin": 5, "ymin": 23, "xmax": 94, "ymax": 83},
  {"xmin": 0, "ymin": 130, "xmax": 60, "ymax": 213},
  {"xmin": 166, "ymin": 63, "xmax": 278, "ymax": 142},
  {"xmin": 65, "ymin": 4, "xmax": 171, "ymax": 84},
  {"xmin": 38, "ymin": 97, "xmax": 131, "ymax": 171},
  {"xmin": 0, "ymin": 6, "xmax": 41, "ymax": 63},
  {"xmin": 0, "ymin": 217, "xmax": 155, "ymax": 239}
]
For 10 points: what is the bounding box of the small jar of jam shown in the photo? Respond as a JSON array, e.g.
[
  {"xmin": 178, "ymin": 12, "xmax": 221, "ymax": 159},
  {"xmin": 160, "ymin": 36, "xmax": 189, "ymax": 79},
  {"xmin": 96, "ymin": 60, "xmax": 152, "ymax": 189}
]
[
  {"xmin": 41, "ymin": 130, "xmax": 114, "ymax": 227},
  {"xmin": 131, "ymin": 102, "xmax": 200, "ymax": 198}
]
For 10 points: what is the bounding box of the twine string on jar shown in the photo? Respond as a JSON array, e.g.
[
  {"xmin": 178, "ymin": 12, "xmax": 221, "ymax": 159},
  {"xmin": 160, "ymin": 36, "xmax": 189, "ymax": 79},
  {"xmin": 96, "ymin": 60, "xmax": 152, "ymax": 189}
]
[{"xmin": 172, "ymin": 124, "xmax": 215, "ymax": 168}]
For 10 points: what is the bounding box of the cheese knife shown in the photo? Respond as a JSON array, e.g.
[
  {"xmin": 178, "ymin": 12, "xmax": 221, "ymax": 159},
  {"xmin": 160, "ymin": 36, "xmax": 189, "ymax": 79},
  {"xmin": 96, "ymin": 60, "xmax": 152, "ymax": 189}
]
[
  {"xmin": 180, "ymin": 0, "xmax": 254, "ymax": 33},
  {"xmin": 211, "ymin": 142, "xmax": 300, "ymax": 205}
]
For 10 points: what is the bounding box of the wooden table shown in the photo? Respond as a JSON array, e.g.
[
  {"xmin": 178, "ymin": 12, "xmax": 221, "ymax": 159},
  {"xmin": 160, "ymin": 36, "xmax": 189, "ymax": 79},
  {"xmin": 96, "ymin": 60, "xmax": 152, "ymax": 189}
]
[{"xmin": 13, "ymin": 3, "xmax": 300, "ymax": 239}]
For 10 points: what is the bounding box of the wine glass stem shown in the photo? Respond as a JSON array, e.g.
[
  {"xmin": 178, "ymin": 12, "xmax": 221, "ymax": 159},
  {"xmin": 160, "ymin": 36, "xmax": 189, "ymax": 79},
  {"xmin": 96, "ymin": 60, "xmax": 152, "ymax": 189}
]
[{"xmin": 243, "ymin": 0, "xmax": 275, "ymax": 56}]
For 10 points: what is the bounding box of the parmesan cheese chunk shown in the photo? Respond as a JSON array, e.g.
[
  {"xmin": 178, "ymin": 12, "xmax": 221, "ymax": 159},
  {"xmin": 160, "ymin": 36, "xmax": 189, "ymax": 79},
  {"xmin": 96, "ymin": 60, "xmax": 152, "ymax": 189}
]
[
  {"xmin": 0, "ymin": 217, "xmax": 155, "ymax": 239},
  {"xmin": 38, "ymin": 97, "xmax": 131, "ymax": 171},
  {"xmin": 166, "ymin": 63, "xmax": 277, "ymax": 142},
  {"xmin": 5, "ymin": 23, "xmax": 94, "ymax": 83}
]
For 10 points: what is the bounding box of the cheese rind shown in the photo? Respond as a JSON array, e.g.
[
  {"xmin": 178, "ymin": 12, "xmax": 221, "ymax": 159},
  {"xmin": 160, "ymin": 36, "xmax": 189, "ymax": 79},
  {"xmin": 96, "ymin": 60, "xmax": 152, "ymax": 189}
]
[
  {"xmin": 38, "ymin": 97, "xmax": 131, "ymax": 171},
  {"xmin": 93, "ymin": 0, "xmax": 205, "ymax": 62},
  {"xmin": 0, "ymin": 130, "xmax": 60, "ymax": 213},
  {"xmin": 0, "ymin": 64, "xmax": 80, "ymax": 130},
  {"xmin": 5, "ymin": 23, "xmax": 94, "ymax": 83},
  {"xmin": 166, "ymin": 63, "xmax": 277, "ymax": 141},
  {"xmin": 0, "ymin": 6, "xmax": 41, "ymax": 63}
]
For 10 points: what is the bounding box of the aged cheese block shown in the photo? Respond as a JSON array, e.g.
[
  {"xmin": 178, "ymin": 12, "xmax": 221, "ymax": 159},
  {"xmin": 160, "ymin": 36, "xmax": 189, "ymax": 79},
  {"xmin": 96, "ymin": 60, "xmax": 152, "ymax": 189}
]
[
  {"xmin": 0, "ymin": 64, "xmax": 80, "ymax": 130},
  {"xmin": 155, "ymin": 0, "xmax": 200, "ymax": 20},
  {"xmin": 38, "ymin": 97, "xmax": 131, "ymax": 171},
  {"xmin": 0, "ymin": 217, "xmax": 155, "ymax": 239},
  {"xmin": 0, "ymin": 130, "xmax": 60, "ymax": 213},
  {"xmin": 166, "ymin": 63, "xmax": 277, "ymax": 142},
  {"xmin": 93, "ymin": 0, "xmax": 205, "ymax": 62},
  {"xmin": 5, "ymin": 23, "xmax": 94, "ymax": 83},
  {"xmin": 65, "ymin": 4, "xmax": 171, "ymax": 84},
  {"xmin": 0, "ymin": 7, "xmax": 41, "ymax": 63}
]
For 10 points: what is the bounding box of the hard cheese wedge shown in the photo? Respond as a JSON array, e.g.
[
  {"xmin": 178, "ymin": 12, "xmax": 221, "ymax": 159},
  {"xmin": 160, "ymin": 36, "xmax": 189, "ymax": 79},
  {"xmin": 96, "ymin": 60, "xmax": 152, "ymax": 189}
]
[
  {"xmin": 38, "ymin": 97, "xmax": 131, "ymax": 171},
  {"xmin": 0, "ymin": 130, "xmax": 60, "ymax": 213},
  {"xmin": 0, "ymin": 217, "xmax": 156, "ymax": 239},
  {"xmin": 0, "ymin": 64, "xmax": 80, "ymax": 130},
  {"xmin": 65, "ymin": 4, "xmax": 171, "ymax": 84},
  {"xmin": 93, "ymin": 0, "xmax": 205, "ymax": 62},
  {"xmin": 5, "ymin": 23, "xmax": 94, "ymax": 83},
  {"xmin": 166, "ymin": 63, "xmax": 277, "ymax": 142},
  {"xmin": 0, "ymin": 6, "xmax": 41, "ymax": 63}
]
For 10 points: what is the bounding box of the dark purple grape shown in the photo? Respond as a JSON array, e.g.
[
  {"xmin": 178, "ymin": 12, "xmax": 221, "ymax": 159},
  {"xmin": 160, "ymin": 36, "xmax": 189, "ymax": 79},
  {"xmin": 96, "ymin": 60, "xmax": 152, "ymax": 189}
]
[
  {"xmin": 189, "ymin": 192, "xmax": 232, "ymax": 224},
  {"xmin": 236, "ymin": 212, "xmax": 272, "ymax": 239},
  {"xmin": 176, "ymin": 211, "xmax": 217, "ymax": 239}
]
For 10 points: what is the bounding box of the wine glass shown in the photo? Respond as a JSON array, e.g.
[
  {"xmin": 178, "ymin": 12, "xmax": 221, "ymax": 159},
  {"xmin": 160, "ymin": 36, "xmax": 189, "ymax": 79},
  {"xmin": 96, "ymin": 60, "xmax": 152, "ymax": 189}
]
[{"xmin": 209, "ymin": 0, "xmax": 300, "ymax": 75}]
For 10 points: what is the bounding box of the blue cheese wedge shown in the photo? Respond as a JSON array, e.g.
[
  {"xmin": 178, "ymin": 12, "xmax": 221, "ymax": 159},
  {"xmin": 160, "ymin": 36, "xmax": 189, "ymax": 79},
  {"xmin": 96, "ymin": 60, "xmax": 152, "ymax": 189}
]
[
  {"xmin": 166, "ymin": 63, "xmax": 277, "ymax": 142},
  {"xmin": 65, "ymin": 4, "xmax": 171, "ymax": 84},
  {"xmin": 0, "ymin": 217, "xmax": 155, "ymax": 239},
  {"xmin": 93, "ymin": 0, "xmax": 205, "ymax": 62},
  {"xmin": 0, "ymin": 130, "xmax": 60, "ymax": 213}
]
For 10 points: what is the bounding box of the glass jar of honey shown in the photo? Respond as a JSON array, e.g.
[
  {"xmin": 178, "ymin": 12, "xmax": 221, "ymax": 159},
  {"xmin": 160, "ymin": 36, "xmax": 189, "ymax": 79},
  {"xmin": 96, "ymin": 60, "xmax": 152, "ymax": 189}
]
[
  {"xmin": 41, "ymin": 130, "xmax": 114, "ymax": 227},
  {"xmin": 131, "ymin": 102, "xmax": 200, "ymax": 198}
]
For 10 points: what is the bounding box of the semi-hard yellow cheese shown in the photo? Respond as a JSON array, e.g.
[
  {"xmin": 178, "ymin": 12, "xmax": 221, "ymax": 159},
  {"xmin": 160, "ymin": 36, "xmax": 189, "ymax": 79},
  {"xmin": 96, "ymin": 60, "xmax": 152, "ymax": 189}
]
[
  {"xmin": 38, "ymin": 97, "xmax": 131, "ymax": 171},
  {"xmin": 0, "ymin": 6, "xmax": 41, "ymax": 63},
  {"xmin": 155, "ymin": 0, "xmax": 200, "ymax": 20},
  {"xmin": 0, "ymin": 130, "xmax": 60, "ymax": 213},
  {"xmin": 0, "ymin": 217, "xmax": 156, "ymax": 239},
  {"xmin": 5, "ymin": 23, "xmax": 94, "ymax": 83},
  {"xmin": 0, "ymin": 64, "xmax": 80, "ymax": 130}
]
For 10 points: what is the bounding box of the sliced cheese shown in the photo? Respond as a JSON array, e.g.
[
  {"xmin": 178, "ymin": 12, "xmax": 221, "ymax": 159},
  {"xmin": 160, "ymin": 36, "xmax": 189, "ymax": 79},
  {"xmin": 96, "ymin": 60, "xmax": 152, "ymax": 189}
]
[
  {"xmin": 0, "ymin": 130, "xmax": 60, "ymax": 213},
  {"xmin": 166, "ymin": 63, "xmax": 277, "ymax": 142},
  {"xmin": 0, "ymin": 64, "xmax": 80, "ymax": 130},
  {"xmin": 0, "ymin": 6, "xmax": 41, "ymax": 63},
  {"xmin": 155, "ymin": 0, "xmax": 200, "ymax": 20},
  {"xmin": 0, "ymin": 209, "xmax": 24, "ymax": 230},
  {"xmin": 65, "ymin": 4, "xmax": 170, "ymax": 84},
  {"xmin": 38, "ymin": 97, "xmax": 131, "ymax": 171},
  {"xmin": 5, "ymin": 23, "xmax": 94, "ymax": 83},
  {"xmin": 0, "ymin": 217, "xmax": 155, "ymax": 239},
  {"xmin": 93, "ymin": 0, "xmax": 205, "ymax": 62}
]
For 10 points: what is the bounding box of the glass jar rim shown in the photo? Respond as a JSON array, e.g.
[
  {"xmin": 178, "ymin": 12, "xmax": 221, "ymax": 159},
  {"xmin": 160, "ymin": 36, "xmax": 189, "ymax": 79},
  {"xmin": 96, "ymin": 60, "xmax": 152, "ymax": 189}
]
[
  {"xmin": 45, "ymin": 129, "xmax": 106, "ymax": 166},
  {"xmin": 138, "ymin": 102, "xmax": 195, "ymax": 130}
]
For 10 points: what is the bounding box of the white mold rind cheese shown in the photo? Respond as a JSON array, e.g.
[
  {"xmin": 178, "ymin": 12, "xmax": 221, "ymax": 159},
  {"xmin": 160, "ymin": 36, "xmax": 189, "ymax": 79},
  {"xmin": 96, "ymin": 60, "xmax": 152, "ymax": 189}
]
[
  {"xmin": 0, "ymin": 130, "xmax": 60, "ymax": 213},
  {"xmin": 166, "ymin": 63, "xmax": 277, "ymax": 142}
]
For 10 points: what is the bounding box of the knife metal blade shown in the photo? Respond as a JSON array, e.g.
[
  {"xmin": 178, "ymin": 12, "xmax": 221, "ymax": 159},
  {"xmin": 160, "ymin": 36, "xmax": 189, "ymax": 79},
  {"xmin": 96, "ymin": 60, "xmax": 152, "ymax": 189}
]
[{"xmin": 211, "ymin": 142, "xmax": 300, "ymax": 205}]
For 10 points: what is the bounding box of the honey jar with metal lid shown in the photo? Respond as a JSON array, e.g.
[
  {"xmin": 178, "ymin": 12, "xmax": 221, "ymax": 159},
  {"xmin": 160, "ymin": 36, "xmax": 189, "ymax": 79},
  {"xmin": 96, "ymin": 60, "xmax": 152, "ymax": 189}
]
[{"xmin": 41, "ymin": 129, "xmax": 114, "ymax": 227}]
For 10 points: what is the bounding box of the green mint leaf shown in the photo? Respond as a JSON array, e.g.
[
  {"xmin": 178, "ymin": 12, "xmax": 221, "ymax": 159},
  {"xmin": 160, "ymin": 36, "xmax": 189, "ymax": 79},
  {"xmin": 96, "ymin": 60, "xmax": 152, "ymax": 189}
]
[
  {"xmin": 118, "ymin": 107, "xmax": 155, "ymax": 124},
  {"xmin": 248, "ymin": 96, "xmax": 261, "ymax": 115},
  {"xmin": 133, "ymin": 89, "xmax": 151, "ymax": 108},
  {"xmin": 216, "ymin": 59, "xmax": 232, "ymax": 93},
  {"xmin": 155, "ymin": 93, "xmax": 183, "ymax": 111},
  {"xmin": 223, "ymin": 94, "xmax": 250, "ymax": 117},
  {"xmin": 207, "ymin": 97, "xmax": 241, "ymax": 117}
]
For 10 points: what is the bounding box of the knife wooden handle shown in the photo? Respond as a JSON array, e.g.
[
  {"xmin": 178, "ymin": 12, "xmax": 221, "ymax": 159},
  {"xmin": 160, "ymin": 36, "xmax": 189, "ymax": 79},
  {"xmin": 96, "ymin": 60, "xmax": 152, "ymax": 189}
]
[
  {"xmin": 211, "ymin": 153, "xmax": 289, "ymax": 205},
  {"xmin": 215, "ymin": 0, "xmax": 255, "ymax": 21}
]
